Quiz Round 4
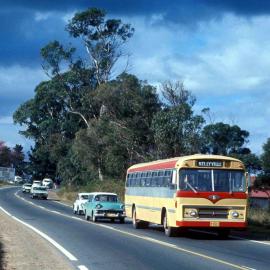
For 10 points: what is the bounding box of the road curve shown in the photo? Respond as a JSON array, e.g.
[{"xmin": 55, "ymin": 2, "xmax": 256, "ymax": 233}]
[{"xmin": 0, "ymin": 187, "xmax": 269, "ymax": 270}]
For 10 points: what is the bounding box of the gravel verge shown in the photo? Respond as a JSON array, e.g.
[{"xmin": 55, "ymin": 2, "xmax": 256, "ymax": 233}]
[{"xmin": 0, "ymin": 210, "xmax": 74, "ymax": 270}]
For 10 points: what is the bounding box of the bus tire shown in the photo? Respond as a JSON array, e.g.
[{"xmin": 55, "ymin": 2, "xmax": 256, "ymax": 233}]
[
  {"xmin": 163, "ymin": 212, "xmax": 177, "ymax": 237},
  {"xmin": 132, "ymin": 208, "xmax": 142, "ymax": 229}
]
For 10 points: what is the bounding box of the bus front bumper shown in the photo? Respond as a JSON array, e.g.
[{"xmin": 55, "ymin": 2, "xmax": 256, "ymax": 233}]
[{"xmin": 176, "ymin": 220, "xmax": 247, "ymax": 229}]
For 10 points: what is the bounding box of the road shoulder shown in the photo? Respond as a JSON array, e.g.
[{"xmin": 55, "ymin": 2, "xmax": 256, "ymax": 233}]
[{"xmin": 0, "ymin": 210, "xmax": 74, "ymax": 270}]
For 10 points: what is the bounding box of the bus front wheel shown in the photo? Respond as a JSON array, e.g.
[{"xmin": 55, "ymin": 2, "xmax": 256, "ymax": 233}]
[
  {"xmin": 132, "ymin": 208, "xmax": 142, "ymax": 229},
  {"xmin": 163, "ymin": 212, "xmax": 177, "ymax": 237}
]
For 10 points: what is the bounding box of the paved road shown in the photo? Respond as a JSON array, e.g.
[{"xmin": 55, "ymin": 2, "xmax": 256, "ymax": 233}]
[{"xmin": 0, "ymin": 187, "xmax": 269, "ymax": 270}]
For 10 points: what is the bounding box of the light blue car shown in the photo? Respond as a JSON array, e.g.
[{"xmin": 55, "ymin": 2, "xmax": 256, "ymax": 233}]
[{"xmin": 84, "ymin": 192, "xmax": 126, "ymax": 223}]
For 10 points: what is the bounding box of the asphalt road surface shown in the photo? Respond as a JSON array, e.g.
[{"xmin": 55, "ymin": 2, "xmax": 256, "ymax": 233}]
[{"xmin": 0, "ymin": 187, "xmax": 269, "ymax": 270}]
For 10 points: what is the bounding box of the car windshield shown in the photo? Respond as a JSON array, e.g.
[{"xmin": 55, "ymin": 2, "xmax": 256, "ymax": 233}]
[
  {"xmin": 34, "ymin": 187, "xmax": 47, "ymax": 191},
  {"xmin": 94, "ymin": 195, "xmax": 118, "ymax": 202},
  {"xmin": 25, "ymin": 184, "xmax": 32, "ymax": 187},
  {"xmin": 179, "ymin": 169, "xmax": 246, "ymax": 192},
  {"xmin": 81, "ymin": 195, "xmax": 89, "ymax": 200}
]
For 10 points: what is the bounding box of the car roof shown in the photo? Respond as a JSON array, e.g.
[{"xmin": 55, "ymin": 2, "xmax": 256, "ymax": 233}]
[
  {"xmin": 78, "ymin": 192, "xmax": 117, "ymax": 196},
  {"xmin": 91, "ymin": 192, "xmax": 117, "ymax": 196}
]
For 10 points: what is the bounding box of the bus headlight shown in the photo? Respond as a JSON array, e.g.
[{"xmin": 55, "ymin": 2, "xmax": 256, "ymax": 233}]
[
  {"xmin": 184, "ymin": 208, "xmax": 198, "ymax": 218},
  {"xmin": 231, "ymin": 211, "xmax": 239, "ymax": 218}
]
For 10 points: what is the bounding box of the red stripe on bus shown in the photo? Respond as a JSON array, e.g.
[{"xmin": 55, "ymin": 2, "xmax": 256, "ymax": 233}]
[
  {"xmin": 128, "ymin": 160, "xmax": 178, "ymax": 173},
  {"xmin": 176, "ymin": 221, "xmax": 247, "ymax": 228},
  {"xmin": 176, "ymin": 191, "xmax": 247, "ymax": 203}
]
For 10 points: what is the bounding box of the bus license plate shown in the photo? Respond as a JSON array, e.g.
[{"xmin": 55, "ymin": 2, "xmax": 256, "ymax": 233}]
[{"xmin": 210, "ymin": 221, "xmax": 220, "ymax": 227}]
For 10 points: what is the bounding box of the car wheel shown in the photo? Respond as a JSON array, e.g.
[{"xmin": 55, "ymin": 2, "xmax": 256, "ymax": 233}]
[
  {"xmin": 73, "ymin": 205, "xmax": 77, "ymax": 214},
  {"xmin": 92, "ymin": 213, "xmax": 98, "ymax": 223},
  {"xmin": 85, "ymin": 211, "xmax": 90, "ymax": 221},
  {"xmin": 111, "ymin": 218, "xmax": 115, "ymax": 223},
  {"xmin": 77, "ymin": 207, "xmax": 80, "ymax": 215},
  {"xmin": 163, "ymin": 211, "xmax": 177, "ymax": 237}
]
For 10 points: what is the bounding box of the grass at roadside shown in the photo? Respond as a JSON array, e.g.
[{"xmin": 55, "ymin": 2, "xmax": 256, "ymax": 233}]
[
  {"xmin": 246, "ymin": 208, "xmax": 270, "ymax": 238},
  {"xmin": 0, "ymin": 181, "xmax": 8, "ymax": 187},
  {"xmin": 57, "ymin": 179, "xmax": 125, "ymax": 204}
]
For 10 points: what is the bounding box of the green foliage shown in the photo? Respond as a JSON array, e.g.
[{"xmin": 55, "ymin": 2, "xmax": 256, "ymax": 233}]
[
  {"xmin": 202, "ymin": 122, "xmax": 249, "ymax": 155},
  {"xmin": 152, "ymin": 82, "xmax": 204, "ymax": 158},
  {"xmin": 0, "ymin": 141, "xmax": 26, "ymax": 175},
  {"xmin": 261, "ymin": 138, "xmax": 270, "ymax": 173},
  {"xmin": 0, "ymin": 144, "xmax": 12, "ymax": 167},
  {"xmin": 66, "ymin": 8, "xmax": 134, "ymax": 84},
  {"xmin": 230, "ymin": 153, "xmax": 261, "ymax": 173},
  {"xmin": 254, "ymin": 174, "xmax": 270, "ymax": 190}
]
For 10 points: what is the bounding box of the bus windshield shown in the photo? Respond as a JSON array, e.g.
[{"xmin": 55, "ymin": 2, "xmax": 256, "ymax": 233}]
[{"xmin": 179, "ymin": 169, "xmax": 246, "ymax": 192}]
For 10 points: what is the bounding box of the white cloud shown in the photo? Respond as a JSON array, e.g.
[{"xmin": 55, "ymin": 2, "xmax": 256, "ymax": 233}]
[
  {"xmin": 0, "ymin": 65, "xmax": 47, "ymax": 99},
  {"xmin": 124, "ymin": 13, "xmax": 270, "ymax": 153},
  {"xmin": 34, "ymin": 12, "xmax": 52, "ymax": 22},
  {"xmin": 0, "ymin": 116, "xmax": 13, "ymax": 124}
]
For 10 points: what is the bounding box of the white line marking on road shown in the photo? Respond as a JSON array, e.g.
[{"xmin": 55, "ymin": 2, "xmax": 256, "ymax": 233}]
[
  {"xmin": 51, "ymin": 210, "xmax": 61, "ymax": 214},
  {"xmin": 241, "ymin": 266, "xmax": 257, "ymax": 270},
  {"xmin": 78, "ymin": 265, "xmax": 89, "ymax": 270},
  {"xmin": 54, "ymin": 201, "xmax": 72, "ymax": 208},
  {"xmin": 0, "ymin": 206, "xmax": 78, "ymax": 262},
  {"xmin": 231, "ymin": 236, "xmax": 270, "ymax": 246},
  {"xmin": 72, "ymin": 216, "xmax": 82, "ymax": 221}
]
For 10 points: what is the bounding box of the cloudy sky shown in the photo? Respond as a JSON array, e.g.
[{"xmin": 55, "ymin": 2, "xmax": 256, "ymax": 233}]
[{"xmin": 0, "ymin": 0, "xmax": 269, "ymax": 154}]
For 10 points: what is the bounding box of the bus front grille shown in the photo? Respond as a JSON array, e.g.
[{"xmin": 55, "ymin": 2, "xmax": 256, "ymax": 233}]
[{"xmin": 198, "ymin": 208, "xmax": 229, "ymax": 219}]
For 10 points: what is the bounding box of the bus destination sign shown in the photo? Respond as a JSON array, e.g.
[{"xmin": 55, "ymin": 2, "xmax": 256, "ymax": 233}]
[{"xmin": 197, "ymin": 160, "xmax": 223, "ymax": 167}]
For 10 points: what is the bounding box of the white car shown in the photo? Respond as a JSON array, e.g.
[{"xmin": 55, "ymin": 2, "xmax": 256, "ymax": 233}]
[
  {"xmin": 73, "ymin": 193, "xmax": 91, "ymax": 215},
  {"xmin": 22, "ymin": 183, "xmax": 32, "ymax": 193},
  {"xmin": 31, "ymin": 186, "xmax": 48, "ymax": 199},
  {"xmin": 14, "ymin": 176, "xmax": 23, "ymax": 184},
  {"xmin": 30, "ymin": 181, "xmax": 42, "ymax": 194},
  {"xmin": 42, "ymin": 178, "xmax": 53, "ymax": 189}
]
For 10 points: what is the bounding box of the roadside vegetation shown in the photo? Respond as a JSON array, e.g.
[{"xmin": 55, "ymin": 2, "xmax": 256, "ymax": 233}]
[
  {"xmin": 0, "ymin": 181, "xmax": 8, "ymax": 187},
  {"xmin": 57, "ymin": 179, "xmax": 125, "ymax": 203}
]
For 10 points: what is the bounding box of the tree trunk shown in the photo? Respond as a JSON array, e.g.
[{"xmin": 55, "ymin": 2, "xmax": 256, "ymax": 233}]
[{"xmin": 98, "ymin": 166, "xmax": 103, "ymax": 181}]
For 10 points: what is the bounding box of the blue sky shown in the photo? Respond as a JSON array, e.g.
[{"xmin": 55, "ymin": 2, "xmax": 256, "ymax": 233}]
[{"xmin": 0, "ymin": 0, "xmax": 269, "ymax": 154}]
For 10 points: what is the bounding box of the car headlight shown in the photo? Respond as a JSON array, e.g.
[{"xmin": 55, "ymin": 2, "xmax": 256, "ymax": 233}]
[{"xmin": 95, "ymin": 204, "xmax": 103, "ymax": 209}]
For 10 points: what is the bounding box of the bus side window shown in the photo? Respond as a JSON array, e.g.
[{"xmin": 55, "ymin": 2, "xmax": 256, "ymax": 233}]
[
  {"xmin": 126, "ymin": 173, "xmax": 131, "ymax": 187},
  {"xmin": 130, "ymin": 173, "xmax": 135, "ymax": 187},
  {"xmin": 141, "ymin": 172, "xmax": 147, "ymax": 187},
  {"xmin": 151, "ymin": 171, "xmax": 158, "ymax": 187},
  {"xmin": 164, "ymin": 170, "xmax": 172, "ymax": 187},
  {"xmin": 135, "ymin": 172, "xmax": 141, "ymax": 187},
  {"xmin": 157, "ymin": 170, "xmax": 164, "ymax": 187}
]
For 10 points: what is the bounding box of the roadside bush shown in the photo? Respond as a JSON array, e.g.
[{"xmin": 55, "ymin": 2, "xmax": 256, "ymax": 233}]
[
  {"xmin": 57, "ymin": 179, "xmax": 125, "ymax": 202},
  {"xmin": 248, "ymin": 207, "xmax": 270, "ymax": 228}
]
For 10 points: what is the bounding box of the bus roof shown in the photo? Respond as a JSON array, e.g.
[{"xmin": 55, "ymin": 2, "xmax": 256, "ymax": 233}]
[{"xmin": 127, "ymin": 154, "xmax": 244, "ymax": 173}]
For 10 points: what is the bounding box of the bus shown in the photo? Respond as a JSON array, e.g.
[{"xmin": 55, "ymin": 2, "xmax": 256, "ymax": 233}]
[{"xmin": 125, "ymin": 154, "xmax": 247, "ymax": 237}]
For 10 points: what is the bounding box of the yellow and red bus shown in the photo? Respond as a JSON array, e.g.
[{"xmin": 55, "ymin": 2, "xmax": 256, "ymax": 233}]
[{"xmin": 125, "ymin": 154, "xmax": 247, "ymax": 237}]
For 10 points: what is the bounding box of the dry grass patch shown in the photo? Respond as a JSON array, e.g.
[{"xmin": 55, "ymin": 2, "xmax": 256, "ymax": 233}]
[
  {"xmin": 57, "ymin": 179, "xmax": 125, "ymax": 204},
  {"xmin": 248, "ymin": 208, "xmax": 270, "ymax": 228}
]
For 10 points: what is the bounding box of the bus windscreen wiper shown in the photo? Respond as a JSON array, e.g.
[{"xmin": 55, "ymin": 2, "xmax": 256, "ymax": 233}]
[{"xmin": 184, "ymin": 176, "xmax": 198, "ymax": 193}]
